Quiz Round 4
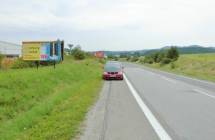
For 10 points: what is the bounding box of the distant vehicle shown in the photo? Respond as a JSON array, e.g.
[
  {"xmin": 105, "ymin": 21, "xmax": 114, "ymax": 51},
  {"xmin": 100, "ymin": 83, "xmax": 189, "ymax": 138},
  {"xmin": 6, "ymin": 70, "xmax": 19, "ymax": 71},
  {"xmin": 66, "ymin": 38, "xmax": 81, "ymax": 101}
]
[
  {"xmin": 94, "ymin": 51, "xmax": 104, "ymax": 58},
  {"xmin": 103, "ymin": 62, "xmax": 124, "ymax": 80}
]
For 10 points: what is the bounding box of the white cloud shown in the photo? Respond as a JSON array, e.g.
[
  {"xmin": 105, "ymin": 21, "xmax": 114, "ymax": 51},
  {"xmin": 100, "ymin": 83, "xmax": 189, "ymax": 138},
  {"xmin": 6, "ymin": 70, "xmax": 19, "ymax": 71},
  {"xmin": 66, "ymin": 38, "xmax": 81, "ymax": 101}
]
[{"xmin": 0, "ymin": 0, "xmax": 215, "ymax": 50}]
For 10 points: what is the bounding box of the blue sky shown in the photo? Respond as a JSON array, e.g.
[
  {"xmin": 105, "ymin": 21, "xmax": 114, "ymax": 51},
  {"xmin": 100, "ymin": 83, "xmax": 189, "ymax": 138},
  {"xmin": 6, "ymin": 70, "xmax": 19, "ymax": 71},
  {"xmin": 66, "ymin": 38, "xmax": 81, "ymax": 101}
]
[{"xmin": 0, "ymin": 0, "xmax": 215, "ymax": 51}]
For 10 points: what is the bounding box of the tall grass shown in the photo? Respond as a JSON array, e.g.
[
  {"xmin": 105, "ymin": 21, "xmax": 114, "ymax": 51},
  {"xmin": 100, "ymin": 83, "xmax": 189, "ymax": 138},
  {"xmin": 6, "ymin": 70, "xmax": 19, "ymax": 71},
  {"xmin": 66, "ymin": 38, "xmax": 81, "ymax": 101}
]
[
  {"xmin": 0, "ymin": 57, "xmax": 103, "ymax": 140},
  {"xmin": 144, "ymin": 53, "xmax": 215, "ymax": 82}
]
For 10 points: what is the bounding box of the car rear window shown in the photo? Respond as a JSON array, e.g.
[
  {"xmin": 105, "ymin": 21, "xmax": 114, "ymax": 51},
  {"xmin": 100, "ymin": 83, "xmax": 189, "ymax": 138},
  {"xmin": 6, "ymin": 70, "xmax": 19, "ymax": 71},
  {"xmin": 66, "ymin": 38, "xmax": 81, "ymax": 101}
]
[{"xmin": 104, "ymin": 63, "xmax": 121, "ymax": 72}]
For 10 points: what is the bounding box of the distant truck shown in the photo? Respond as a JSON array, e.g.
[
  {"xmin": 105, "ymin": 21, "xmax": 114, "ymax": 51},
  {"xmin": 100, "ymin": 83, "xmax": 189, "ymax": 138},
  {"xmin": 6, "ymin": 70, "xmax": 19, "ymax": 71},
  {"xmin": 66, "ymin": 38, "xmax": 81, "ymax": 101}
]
[
  {"xmin": 22, "ymin": 40, "xmax": 64, "ymax": 62},
  {"xmin": 94, "ymin": 51, "xmax": 104, "ymax": 58}
]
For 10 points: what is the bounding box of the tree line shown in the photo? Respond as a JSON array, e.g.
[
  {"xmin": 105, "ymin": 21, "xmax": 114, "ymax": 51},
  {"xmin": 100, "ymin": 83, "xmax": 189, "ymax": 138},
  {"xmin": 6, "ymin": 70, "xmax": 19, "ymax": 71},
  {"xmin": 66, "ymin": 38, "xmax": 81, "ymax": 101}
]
[
  {"xmin": 107, "ymin": 47, "xmax": 179, "ymax": 66},
  {"xmin": 142, "ymin": 47, "xmax": 179, "ymax": 65}
]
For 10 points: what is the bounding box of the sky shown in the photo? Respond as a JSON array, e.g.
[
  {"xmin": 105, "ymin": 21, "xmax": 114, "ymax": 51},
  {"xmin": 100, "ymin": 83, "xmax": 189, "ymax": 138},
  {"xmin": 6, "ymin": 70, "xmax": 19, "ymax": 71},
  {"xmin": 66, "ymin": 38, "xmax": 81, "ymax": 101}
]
[{"xmin": 0, "ymin": 0, "xmax": 215, "ymax": 51}]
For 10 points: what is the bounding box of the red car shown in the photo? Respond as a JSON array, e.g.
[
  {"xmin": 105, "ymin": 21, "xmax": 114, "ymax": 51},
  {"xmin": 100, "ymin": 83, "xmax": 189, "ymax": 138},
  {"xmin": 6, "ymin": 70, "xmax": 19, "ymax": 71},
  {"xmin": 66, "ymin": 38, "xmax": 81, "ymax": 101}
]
[{"xmin": 103, "ymin": 62, "xmax": 124, "ymax": 80}]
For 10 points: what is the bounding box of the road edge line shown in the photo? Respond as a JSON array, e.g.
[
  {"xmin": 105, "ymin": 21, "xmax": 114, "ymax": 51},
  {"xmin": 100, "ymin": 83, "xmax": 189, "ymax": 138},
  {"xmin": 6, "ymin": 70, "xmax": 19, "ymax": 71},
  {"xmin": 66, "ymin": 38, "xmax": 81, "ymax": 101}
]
[
  {"xmin": 193, "ymin": 89, "xmax": 215, "ymax": 99},
  {"xmin": 124, "ymin": 74, "xmax": 172, "ymax": 140}
]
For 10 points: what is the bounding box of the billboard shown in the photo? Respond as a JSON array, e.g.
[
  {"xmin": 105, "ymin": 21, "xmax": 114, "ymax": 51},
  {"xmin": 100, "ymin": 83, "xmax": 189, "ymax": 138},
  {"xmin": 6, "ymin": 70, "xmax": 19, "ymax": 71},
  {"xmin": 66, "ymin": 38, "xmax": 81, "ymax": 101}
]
[
  {"xmin": 22, "ymin": 40, "xmax": 64, "ymax": 61},
  {"xmin": 23, "ymin": 42, "xmax": 45, "ymax": 60}
]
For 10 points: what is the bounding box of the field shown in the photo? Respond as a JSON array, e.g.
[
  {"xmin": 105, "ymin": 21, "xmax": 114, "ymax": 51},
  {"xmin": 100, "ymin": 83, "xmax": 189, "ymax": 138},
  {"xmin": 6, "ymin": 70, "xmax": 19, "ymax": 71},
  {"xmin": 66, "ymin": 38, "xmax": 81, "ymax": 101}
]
[
  {"xmin": 144, "ymin": 53, "xmax": 215, "ymax": 82},
  {"xmin": 0, "ymin": 57, "xmax": 103, "ymax": 140}
]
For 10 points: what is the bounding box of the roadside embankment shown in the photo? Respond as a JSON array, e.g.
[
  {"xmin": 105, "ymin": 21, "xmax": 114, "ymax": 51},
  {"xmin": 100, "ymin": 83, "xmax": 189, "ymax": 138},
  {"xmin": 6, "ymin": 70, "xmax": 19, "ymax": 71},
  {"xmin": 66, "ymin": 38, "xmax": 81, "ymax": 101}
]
[
  {"xmin": 142, "ymin": 53, "xmax": 215, "ymax": 82},
  {"xmin": 0, "ymin": 57, "xmax": 103, "ymax": 140}
]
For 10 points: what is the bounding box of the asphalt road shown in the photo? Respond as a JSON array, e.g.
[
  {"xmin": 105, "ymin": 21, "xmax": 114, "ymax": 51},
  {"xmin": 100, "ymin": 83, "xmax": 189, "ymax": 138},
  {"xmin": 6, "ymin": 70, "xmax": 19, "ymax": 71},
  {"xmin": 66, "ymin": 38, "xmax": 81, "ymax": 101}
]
[{"xmin": 80, "ymin": 62, "xmax": 215, "ymax": 140}]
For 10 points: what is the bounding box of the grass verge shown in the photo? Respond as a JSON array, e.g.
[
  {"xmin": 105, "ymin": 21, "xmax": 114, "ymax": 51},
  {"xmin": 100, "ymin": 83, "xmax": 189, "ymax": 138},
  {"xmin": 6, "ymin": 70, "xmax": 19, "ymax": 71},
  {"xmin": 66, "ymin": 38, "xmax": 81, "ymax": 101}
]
[
  {"xmin": 141, "ymin": 53, "xmax": 215, "ymax": 83},
  {"xmin": 0, "ymin": 57, "xmax": 103, "ymax": 140}
]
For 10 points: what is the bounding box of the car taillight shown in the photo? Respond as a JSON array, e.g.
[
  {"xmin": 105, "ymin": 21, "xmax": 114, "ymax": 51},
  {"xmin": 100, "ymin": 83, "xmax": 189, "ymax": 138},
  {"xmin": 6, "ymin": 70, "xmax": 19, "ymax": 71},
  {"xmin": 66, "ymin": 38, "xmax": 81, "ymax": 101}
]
[
  {"xmin": 103, "ymin": 72, "xmax": 108, "ymax": 75},
  {"xmin": 118, "ymin": 71, "xmax": 123, "ymax": 74}
]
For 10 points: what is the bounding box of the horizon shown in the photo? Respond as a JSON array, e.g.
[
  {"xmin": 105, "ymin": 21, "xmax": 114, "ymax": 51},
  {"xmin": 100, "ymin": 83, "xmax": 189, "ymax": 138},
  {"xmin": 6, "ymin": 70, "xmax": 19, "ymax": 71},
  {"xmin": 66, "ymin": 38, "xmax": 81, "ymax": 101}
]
[{"xmin": 1, "ymin": 39, "xmax": 215, "ymax": 52}]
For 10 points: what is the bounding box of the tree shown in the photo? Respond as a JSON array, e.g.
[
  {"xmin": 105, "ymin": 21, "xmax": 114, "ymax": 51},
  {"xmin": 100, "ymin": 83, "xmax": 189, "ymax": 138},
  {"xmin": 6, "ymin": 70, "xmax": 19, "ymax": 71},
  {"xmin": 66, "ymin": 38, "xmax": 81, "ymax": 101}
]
[
  {"xmin": 133, "ymin": 52, "xmax": 140, "ymax": 57},
  {"xmin": 130, "ymin": 56, "xmax": 139, "ymax": 62},
  {"xmin": 71, "ymin": 46, "xmax": 86, "ymax": 60},
  {"xmin": 119, "ymin": 54, "xmax": 127, "ymax": 58},
  {"xmin": 143, "ymin": 56, "xmax": 154, "ymax": 64},
  {"xmin": 107, "ymin": 55, "xmax": 114, "ymax": 59},
  {"xmin": 68, "ymin": 44, "xmax": 74, "ymax": 54},
  {"xmin": 166, "ymin": 47, "xmax": 179, "ymax": 61},
  {"xmin": 152, "ymin": 52, "xmax": 159, "ymax": 63},
  {"xmin": 157, "ymin": 52, "xmax": 165, "ymax": 63}
]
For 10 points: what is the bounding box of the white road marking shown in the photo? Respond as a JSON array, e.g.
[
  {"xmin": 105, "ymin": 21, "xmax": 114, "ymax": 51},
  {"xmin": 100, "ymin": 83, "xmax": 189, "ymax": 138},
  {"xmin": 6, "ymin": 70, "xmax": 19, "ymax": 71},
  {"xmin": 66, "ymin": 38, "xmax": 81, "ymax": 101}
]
[
  {"xmin": 143, "ymin": 65, "xmax": 215, "ymax": 86},
  {"xmin": 193, "ymin": 89, "xmax": 215, "ymax": 100},
  {"xmin": 160, "ymin": 76, "xmax": 177, "ymax": 84},
  {"xmin": 124, "ymin": 74, "xmax": 172, "ymax": 140},
  {"xmin": 146, "ymin": 71, "xmax": 156, "ymax": 76}
]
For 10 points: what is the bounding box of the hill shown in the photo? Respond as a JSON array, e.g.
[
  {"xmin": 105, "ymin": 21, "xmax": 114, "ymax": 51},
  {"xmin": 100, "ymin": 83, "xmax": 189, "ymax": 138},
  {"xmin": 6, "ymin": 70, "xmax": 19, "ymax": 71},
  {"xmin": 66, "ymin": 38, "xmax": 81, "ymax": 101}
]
[{"xmin": 102, "ymin": 45, "xmax": 215, "ymax": 56}]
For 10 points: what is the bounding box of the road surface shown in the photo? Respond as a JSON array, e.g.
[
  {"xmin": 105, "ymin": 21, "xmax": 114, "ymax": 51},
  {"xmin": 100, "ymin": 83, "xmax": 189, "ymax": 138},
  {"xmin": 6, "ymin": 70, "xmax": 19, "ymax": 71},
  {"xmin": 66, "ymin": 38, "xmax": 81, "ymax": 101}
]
[{"xmin": 79, "ymin": 62, "xmax": 215, "ymax": 140}]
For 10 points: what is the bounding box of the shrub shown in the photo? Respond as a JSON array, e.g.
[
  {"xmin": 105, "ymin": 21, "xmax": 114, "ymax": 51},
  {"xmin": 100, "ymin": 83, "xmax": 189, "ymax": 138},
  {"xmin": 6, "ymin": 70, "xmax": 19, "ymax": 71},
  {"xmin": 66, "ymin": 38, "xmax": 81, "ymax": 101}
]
[
  {"xmin": 143, "ymin": 56, "xmax": 154, "ymax": 64},
  {"xmin": 0, "ymin": 54, "xmax": 5, "ymax": 68},
  {"xmin": 130, "ymin": 56, "xmax": 139, "ymax": 62},
  {"xmin": 113, "ymin": 56, "xmax": 119, "ymax": 61},
  {"xmin": 152, "ymin": 52, "xmax": 159, "ymax": 63},
  {"xmin": 126, "ymin": 56, "xmax": 131, "ymax": 61},
  {"xmin": 157, "ymin": 52, "xmax": 166, "ymax": 63},
  {"xmin": 119, "ymin": 54, "xmax": 127, "ymax": 58},
  {"xmin": 98, "ymin": 59, "xmax": 106, "ymax": 64},
  {"xmin": 107, "ymin": 55, "xmax": 114, "ymax": 59},
  {"xmin": 85, "ymin": 52, "xmax": 94, "ymax": 58},
  {"xmin": 160, "ymin": 58, "xmax": 172, "ymax": 65},
  {"xmin": 11, "ymin": 58, "xmax": 36, "ymax": 69},
  {"xmin": 139, "ymin": 56, "xmax": 145, "ymax": 64},
  {"xmin": 72, "ymin": 47, "xmax": 86, "ymax": 60},
  {"xmin": 0, "ymin": 54, "xmax": 4, "ymax": 62},
  {"xmin": 170, "ymin": 62, "xmax": 176, "ymax": 69},
  {"xmin": 107, "ymin": 55, "xmax": 118, "ymax": 61},
  {"xmin": 1, "ymin": 58, "xmax": 14, "ymax": 69},
  {"xmin": 166, "ymin": 47, "xmax": 179, "ymax": 61},
  {"xmin": 74, "ymin": 51, "xmax": 85, "ymax": 60}
]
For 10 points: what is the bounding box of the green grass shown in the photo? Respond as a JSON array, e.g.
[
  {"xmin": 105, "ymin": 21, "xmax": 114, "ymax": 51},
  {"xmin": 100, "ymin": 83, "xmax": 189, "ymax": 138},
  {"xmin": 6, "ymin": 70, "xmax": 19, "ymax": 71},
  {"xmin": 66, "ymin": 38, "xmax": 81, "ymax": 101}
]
[
  {"xmin": 143, "ymin": 53, "xmax": 215, "ymax": 82},
  {"xmin": 0, "ymin": 57, "xmax": 103, "ymax": 140}
]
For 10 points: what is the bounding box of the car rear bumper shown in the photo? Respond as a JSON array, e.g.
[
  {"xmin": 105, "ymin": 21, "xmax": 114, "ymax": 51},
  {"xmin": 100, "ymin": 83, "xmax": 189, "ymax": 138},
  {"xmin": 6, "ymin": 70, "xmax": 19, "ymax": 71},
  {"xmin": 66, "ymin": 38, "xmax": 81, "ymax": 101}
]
[{"xmin": 103, "ymin": 74, "xmax": 123, "ymax": 80}]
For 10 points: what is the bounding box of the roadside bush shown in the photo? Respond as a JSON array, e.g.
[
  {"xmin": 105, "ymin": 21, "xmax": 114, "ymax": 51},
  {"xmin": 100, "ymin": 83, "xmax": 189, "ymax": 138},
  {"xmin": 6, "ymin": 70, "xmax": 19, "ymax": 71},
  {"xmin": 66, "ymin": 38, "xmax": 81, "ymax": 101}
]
[
  {"xmin": 1, "ymin": 58, "xmax": 14, "ymax": 69},
  {"xmin": 74, "ymin": 51, "xmax": 85, "ymax": 60},
  {"xmin": 0, "ymin": 54, "xmax": 4, "ymax": 68},
  {"xmin": 107, "ymin": 55, "xmax": 118, "ymax": 61},
  {"xmin": 139, "ymin": 56, "xmax": 145, "ymax": 64},
  {"xmin": 107, "ymin": 55, "xmax": 114, "ymax": 59},
  {"xmin": 157, "ymin": 52, "xmax": 166, "ymax": 63},
  {"xmin": 126, "ymin": 56, "xmax": 131, "ymax": 61},
  {"xmin": 0, "ymin": 54, "xmax": 4, "ymax": 61},
  {"xmin": 143, "ymin": 56, "xmax": 154, "ymax": 64},
  {"xmin": 160, "ymin": 58, "xmax": 172, "ymax": 65},
  {"xmin": 72, "ymin": 47, "xmax": 86, "ymax": 60},
  {"xmin": 11, "ymin": 58, "xmax": 36, "ymax": 69},
  {"xmin": 119, "ymin": 54, "xmax": 127, "ymax": 58},
  {"xmin": 85, "ymin": 52, "xmax": 94, "ymax": 58},
  {"xmin": 166, "ymin": 47, "xmax": 179, "ymax": 61},
  {"xmin": 152, "ymin": 52, "xmax": 159, "ymax": 63},
  {"xmin": 141, "ymin": 47, "xmax": 179, "ymax": 66},
  {"xmin": 130, "ymin": 56, "xmax": 139, "ymax": 62},
  {"xmin": 98, "ymin": 58, "xmax": 106, "ymax": 64},
  {"xmin": 170, "ymin": 62, "xmax": 176, "ymax": 69},
  {"xmin": 113, "ymin": 56, "xmax": 119, "ymax": 61}
]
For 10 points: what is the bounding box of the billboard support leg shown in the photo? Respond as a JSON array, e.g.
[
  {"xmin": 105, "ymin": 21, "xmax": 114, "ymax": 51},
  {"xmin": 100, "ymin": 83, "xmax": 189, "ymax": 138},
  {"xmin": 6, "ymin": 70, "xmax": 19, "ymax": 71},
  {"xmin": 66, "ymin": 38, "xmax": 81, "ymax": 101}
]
[
  {"xmin": 54, "ymin": 61, "xmax": 56, "ymax": 69},
  {"xmin": 36, "ymin": 61, "xmax": 39, "ymax": 69}
]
